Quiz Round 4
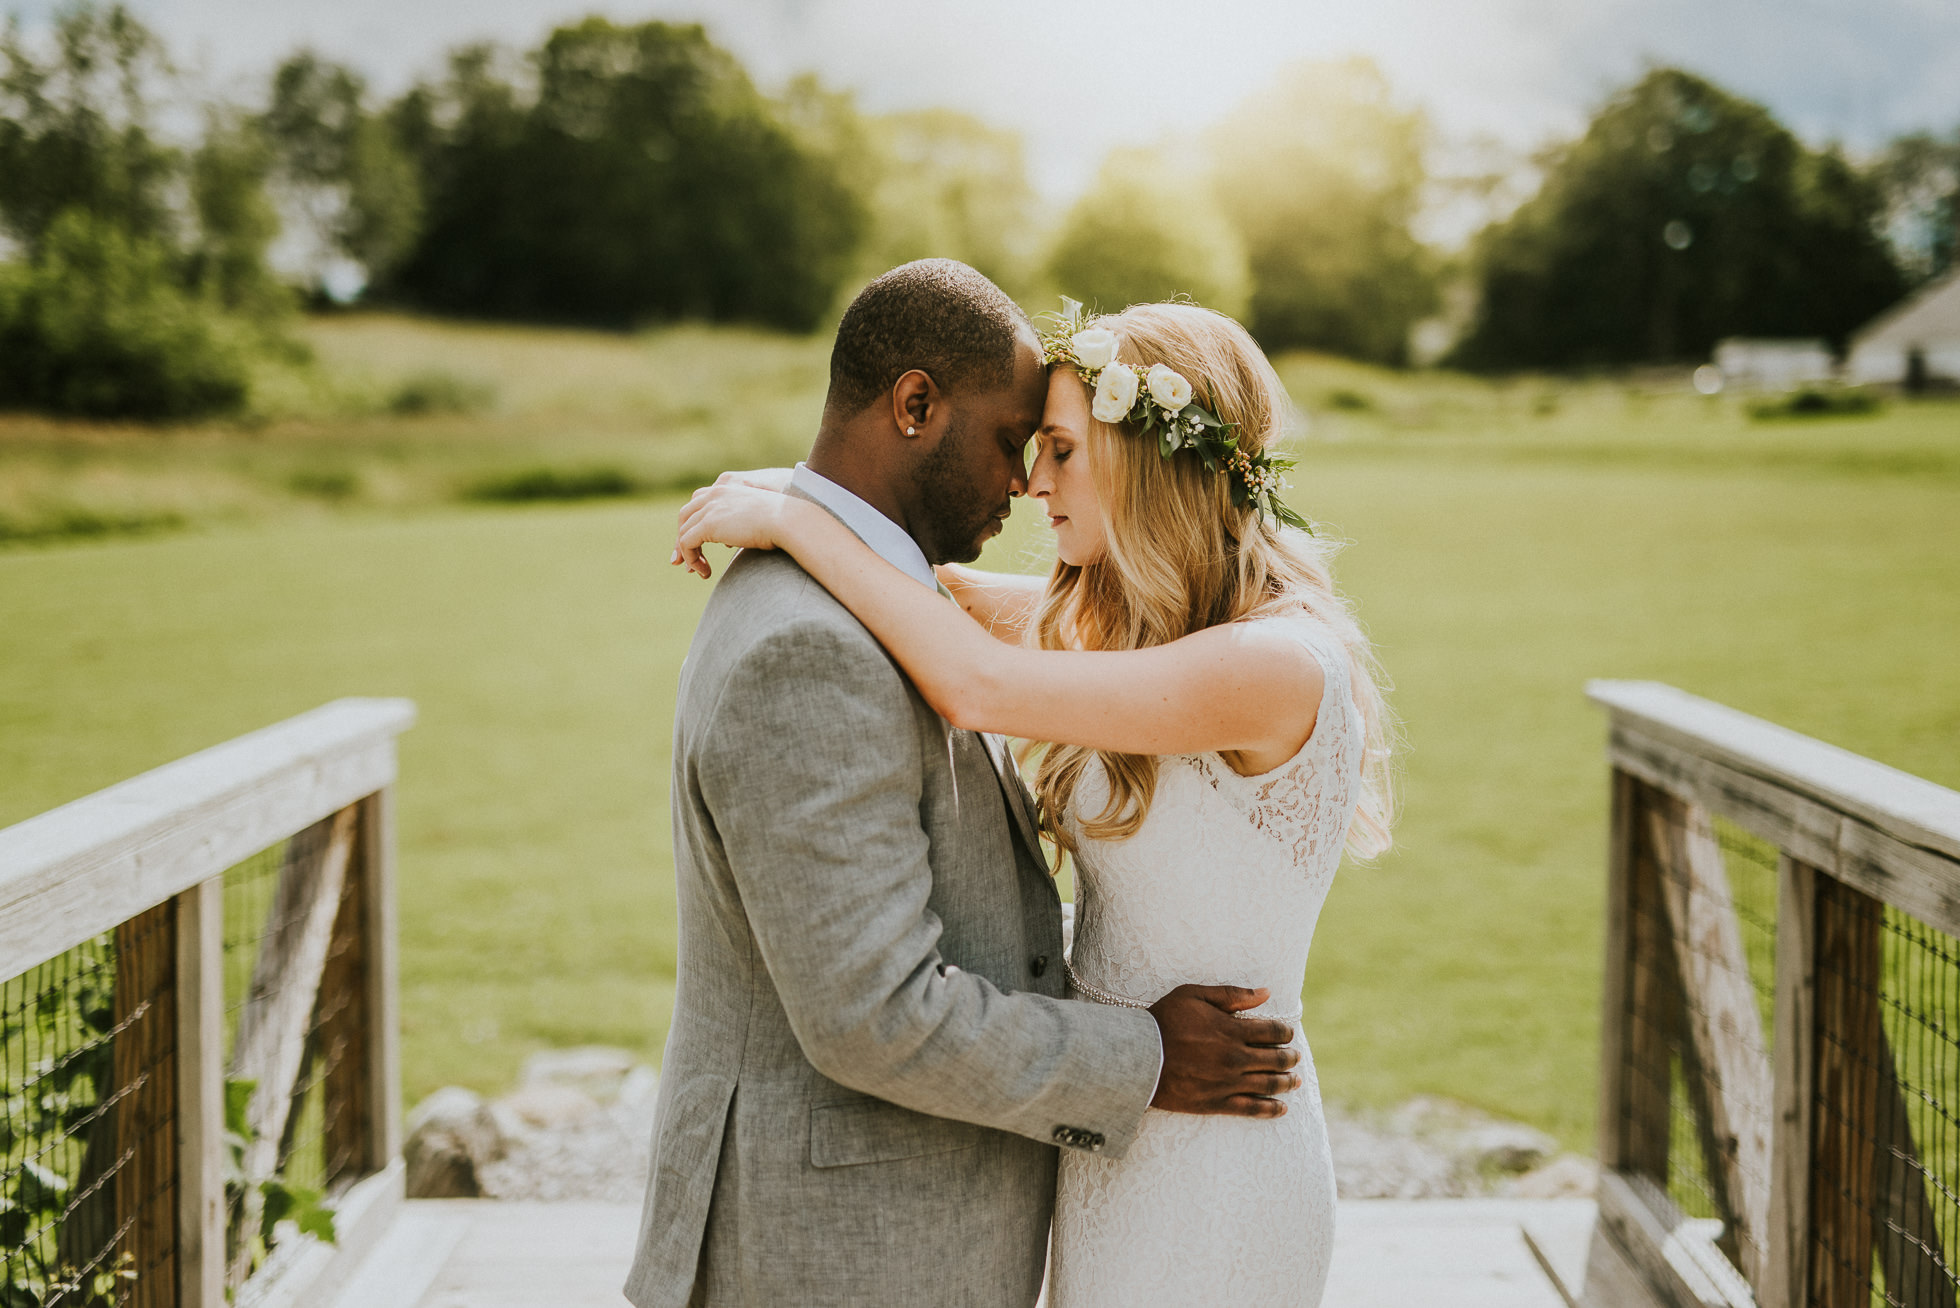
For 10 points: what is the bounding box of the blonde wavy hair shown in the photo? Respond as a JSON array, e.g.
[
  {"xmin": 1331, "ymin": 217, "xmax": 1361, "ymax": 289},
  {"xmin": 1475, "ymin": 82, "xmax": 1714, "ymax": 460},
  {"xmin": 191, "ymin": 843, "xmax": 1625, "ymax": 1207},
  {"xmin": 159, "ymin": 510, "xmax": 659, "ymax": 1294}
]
[{"xmin": 1029, "ymin": 301, "xmax": 1395, "ymax": 861}]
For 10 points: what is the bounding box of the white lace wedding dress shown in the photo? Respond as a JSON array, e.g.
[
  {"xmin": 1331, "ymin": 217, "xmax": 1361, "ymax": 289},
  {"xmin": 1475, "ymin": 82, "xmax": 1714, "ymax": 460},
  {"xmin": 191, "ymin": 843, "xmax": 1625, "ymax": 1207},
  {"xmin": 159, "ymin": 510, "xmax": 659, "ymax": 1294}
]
[{"xmin": 1047, "ymin": 613, "xmax": 1361, "ymax": 1307}]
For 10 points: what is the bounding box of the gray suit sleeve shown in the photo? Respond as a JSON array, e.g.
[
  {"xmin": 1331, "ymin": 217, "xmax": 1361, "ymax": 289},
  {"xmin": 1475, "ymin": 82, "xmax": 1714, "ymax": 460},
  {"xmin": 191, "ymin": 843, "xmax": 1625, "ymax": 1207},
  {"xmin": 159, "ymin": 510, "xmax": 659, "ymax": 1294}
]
[{"xmin": 696, "ymin": 617, "xmax": 1161, "ymax": 1156}]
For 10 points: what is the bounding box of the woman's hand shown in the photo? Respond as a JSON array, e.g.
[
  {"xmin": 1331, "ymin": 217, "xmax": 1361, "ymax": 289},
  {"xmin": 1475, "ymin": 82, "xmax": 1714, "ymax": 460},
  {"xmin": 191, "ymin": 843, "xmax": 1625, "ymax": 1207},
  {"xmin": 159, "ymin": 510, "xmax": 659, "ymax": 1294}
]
[{"xmin": 672, "ymin": 484, "xmax": 795, "ymax": 579}]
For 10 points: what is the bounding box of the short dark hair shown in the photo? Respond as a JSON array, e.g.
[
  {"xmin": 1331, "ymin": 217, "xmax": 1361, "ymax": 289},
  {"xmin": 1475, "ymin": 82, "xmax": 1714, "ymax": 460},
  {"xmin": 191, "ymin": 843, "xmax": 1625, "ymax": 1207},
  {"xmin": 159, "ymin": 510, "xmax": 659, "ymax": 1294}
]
[{"xmin": 826, "ymin": 260, "xmax": 1029, "ymax": 418}]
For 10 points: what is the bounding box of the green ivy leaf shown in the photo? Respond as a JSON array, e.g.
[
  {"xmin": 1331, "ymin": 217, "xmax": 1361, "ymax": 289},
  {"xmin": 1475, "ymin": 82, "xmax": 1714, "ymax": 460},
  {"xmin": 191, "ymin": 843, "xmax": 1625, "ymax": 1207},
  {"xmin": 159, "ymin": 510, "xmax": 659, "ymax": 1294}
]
[{"xmin": 225, "ymin": 1077, "xmax": 257, "ymax": 1138}]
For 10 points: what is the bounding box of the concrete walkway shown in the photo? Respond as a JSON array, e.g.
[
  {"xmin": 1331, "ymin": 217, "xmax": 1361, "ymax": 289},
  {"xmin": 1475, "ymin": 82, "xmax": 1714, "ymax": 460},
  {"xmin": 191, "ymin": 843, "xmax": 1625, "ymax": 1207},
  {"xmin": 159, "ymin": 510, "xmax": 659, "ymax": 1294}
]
[{"xmin": 330, "ymin": 1197, "xmax": 1608, "ymax": 1307}]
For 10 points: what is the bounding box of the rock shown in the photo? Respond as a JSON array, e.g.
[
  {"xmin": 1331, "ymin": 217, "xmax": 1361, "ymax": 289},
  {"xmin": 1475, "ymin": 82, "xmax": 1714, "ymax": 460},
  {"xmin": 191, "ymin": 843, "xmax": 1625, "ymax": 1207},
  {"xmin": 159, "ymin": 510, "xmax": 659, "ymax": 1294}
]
[
  {"xmin": 1460, "ymin": 1123, "xmax": 1560, "ymax": 1175},
  {"xmin": 521, "ymin": 1045, "xmax": 640, "ymax": 1098},
  {"xmin": 405, "ymin": 1087, "xmax": 505, "ymax": 1198},
  {"xmin": 1503, "ymin": 1153, "xmax": 1599, "ymax": 1198},
  {"xmin": 500, "ymin": 1082, "xmax": 600, "ymax": 1131},
  {"xmin": 1327, "ymin": 1111, "xmax": 1467, "ymax": 1198},
  {"xmin": 618, "ymin": 1065, "xmax": 660, "ymax": 1110}
]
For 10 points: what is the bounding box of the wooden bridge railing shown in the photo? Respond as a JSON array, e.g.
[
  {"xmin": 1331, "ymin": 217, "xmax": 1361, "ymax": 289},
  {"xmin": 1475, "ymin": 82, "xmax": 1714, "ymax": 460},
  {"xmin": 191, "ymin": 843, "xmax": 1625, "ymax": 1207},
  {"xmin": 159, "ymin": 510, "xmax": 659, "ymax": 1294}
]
[
  {"xmin": 0, "ymin": 699, "xmax": 414, "ymax": 1308},
  {"xmin": 1591, "ymin": 681, "xmax": 1960, "ymax": 1308}
]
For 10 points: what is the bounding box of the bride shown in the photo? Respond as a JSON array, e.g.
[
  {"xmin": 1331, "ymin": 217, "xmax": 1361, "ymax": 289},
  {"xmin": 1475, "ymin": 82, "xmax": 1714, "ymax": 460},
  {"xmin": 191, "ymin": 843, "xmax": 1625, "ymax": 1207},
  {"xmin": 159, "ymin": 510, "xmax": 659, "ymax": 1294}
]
[{"xmin": 672, "ymin": 300, "xmax": 1393, "ymax": 1306}]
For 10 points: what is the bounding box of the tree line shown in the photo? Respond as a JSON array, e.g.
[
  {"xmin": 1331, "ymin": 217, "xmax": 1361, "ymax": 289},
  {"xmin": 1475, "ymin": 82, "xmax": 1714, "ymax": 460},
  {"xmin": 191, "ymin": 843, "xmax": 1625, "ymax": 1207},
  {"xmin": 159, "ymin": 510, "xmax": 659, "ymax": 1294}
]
[{"xmin": 1, "ymin": 4, "xmax": 1956, "ymax": 419}]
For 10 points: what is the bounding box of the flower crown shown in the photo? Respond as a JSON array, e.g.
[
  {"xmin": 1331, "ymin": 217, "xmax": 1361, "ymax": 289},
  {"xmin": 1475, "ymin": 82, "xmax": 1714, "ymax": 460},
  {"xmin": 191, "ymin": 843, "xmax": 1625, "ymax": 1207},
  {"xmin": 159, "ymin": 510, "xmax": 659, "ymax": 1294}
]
[{"xmin": 1037, "ymin": 299, "xmax": 1310, "ymax": 533}]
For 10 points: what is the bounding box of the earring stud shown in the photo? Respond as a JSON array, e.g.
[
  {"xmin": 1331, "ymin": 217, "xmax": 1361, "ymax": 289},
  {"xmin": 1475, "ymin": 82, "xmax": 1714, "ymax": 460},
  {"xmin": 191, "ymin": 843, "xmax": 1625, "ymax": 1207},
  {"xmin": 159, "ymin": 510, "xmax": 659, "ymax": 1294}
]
[{"xmin": 906, "ymin": 426, "xmax": 917, "ymax": 436}]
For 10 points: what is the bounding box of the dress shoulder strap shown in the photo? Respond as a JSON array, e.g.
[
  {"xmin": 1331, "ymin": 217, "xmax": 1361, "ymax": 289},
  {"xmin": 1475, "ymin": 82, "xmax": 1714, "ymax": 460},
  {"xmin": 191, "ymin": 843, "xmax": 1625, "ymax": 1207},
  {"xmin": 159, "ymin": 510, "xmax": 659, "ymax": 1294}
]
[{"xmin": 1252, "ymin": 609, "xmax": 1351, "ymax": 727}]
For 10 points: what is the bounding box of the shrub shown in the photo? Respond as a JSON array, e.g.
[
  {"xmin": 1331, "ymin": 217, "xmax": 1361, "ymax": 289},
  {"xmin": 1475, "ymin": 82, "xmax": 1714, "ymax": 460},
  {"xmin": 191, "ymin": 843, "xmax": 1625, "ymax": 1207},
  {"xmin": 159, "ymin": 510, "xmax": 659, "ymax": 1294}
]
[
  {"xmin": 287, "ymin": 468, "xmax": 361, "ymax": 500},
  {"xmin": 0, "ymin": 211, "xmax": 253, "ymax": 420},
  {"xmin": 387, "ymin": 370, "xmax": 493, "ymax": 416},
  {"xmin": 1323, "ymin": 388, "xmax": 1376, "ymax": 412},
  {"xmin": 464, "ymin": 465, "xmax": 646, "ymax": 503},
  {"xmin": 1748, "ymin": 387, "xmax": 1882, "ymax": 421}
]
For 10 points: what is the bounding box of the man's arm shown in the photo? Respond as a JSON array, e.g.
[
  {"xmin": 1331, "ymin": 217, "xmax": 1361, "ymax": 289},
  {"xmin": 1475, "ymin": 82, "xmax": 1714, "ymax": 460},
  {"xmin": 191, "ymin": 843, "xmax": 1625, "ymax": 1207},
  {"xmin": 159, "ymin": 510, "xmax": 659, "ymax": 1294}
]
[{"xmin": 698, "ymin": 616, "xmax": 1164, "ymax": 1154}]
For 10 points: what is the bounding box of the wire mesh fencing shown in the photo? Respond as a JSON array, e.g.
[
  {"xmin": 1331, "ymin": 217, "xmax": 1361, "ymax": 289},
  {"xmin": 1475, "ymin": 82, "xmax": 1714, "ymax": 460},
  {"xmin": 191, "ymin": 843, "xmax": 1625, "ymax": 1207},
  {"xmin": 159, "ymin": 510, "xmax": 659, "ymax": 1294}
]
[
  {"xmin": 1812, "ymin": 876, "xmax": 1960, "ymax": 1308},
  {"xmin": 1617, "ymin": 784, "xmax": 1779, "ymax": 1285},
  {"xmin": 220, "ymin": 808, "xmax": 367, "ymax": 1291},
  {"xmin": 1, "ymin": 904, "xmax": 177, "ymax": 1308}
]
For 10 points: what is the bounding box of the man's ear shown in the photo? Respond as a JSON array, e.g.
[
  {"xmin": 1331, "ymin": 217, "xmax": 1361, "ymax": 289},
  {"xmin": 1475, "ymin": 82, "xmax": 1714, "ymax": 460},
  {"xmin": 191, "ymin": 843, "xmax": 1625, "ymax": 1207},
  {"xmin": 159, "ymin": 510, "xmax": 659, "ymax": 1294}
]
[{"xmin": 889, "ymin": 369, "xmax": 938, "ymax": 439}]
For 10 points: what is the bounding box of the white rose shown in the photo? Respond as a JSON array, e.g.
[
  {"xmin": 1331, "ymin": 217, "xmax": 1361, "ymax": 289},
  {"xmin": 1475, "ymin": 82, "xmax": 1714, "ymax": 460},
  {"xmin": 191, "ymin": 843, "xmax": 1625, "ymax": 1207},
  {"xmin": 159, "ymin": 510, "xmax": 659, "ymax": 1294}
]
[
  {"xmin": 1091, "ymin": 363, "xmax": 1140, "ymax": 423},
  {"xmin": 1145, "ymin": 364, "xmax": 1193, "ymax": 412},
  {"xmin": 1071, "ymin": 328, "xmax": 1119, "ymax": 370}
]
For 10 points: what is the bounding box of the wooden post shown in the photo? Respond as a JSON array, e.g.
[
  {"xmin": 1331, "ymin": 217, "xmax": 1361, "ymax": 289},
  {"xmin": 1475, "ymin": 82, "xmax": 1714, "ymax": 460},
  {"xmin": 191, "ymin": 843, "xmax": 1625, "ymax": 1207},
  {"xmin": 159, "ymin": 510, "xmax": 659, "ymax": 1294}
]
[
  {"xmin": 318, "ymin": 807, "xmax": 371, "ymax": 1186},
  {"xmin": 1811, "ymin": 875, "xmax": 1883, "ymax": 1308},
  {"xmin": 1623, "ymin": 779, "xmax": 1675, "ymax": 1182},
  {"xmin": 358, "ymin": 788, "xmax": 402, "ymax": 1171},
  {"xmin": 176, "ymin": 878, "xmax": 225, "ymax": 1308},
  {"xmin": 114, "ymin": 899, "xmax": 178, "ymax": 1308},
  {"xmin": 1600, "ymin": 769, "xmax": 1639, "ymax": 1170},
  {"xmin": 1764, "ymin": 856, "xmax": 1817, "ymax": 1308}
]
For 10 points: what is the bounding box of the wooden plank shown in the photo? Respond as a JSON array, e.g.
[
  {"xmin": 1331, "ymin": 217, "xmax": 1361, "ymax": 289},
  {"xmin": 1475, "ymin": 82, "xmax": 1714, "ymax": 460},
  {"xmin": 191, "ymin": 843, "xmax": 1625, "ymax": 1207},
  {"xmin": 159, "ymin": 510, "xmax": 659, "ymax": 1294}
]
[
  {"xmin": 177, "ymin": 877, "xmax": 226, "ymax": 1308},
  {"xmin": 1646, "ymin": 796, "xmax": 1773, "ymax": 1289},
  {"xmin": 1833, "ymin": 821, "xmax": 1960, "ymax": 947},
  {"xmin": 1609, "ymin": 726, "xmax": 1960, "ymax": 940},
  {"xmin": 1609, "ymin": 728, "xmax": 1843, "ymax": 873},
  {"xmin": 1595, "ymin": 1171, "xmax": 1758, "ymax": 1308},
  {"xmin": 0, "ymin": 699, "xmax": 415, "ymax": 975},
  {"xmin": 1624, "ymin": 782, "xmax": 1675, "ymax": 1182},
  {"xmin": 228, "ymin": 806, "xmax": 359, "ymax": 1283},
  {"xmin": 357, "ymin": 789, "xmax": 402, "ymax": 1169},
  {"xmin": 114, "ymin": 899, "xmax": 179, "ymax": 1308},
  {"xmin": 1763, "ymin": 857, "xmax": 1816, "ymax": 1308},
  {"xmin": 1600, "ymin": 769, "xmax": 1639, "ymax": 1171},
  {"xmin": 1811, "ymin": 876, "xmax": 1883, "ymax": 1308},
  {"xmin": 1588, "ymin": 681, "xmax": 1960, "ymax": 865}
]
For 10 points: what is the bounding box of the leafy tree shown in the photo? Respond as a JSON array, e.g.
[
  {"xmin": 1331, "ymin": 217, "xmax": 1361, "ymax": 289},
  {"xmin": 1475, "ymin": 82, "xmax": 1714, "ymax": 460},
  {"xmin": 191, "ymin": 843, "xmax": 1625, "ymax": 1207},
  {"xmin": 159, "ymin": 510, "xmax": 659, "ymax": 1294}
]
[
  {"xmin": 1451, "ymin": 69, "xmax": 1905, "ymax": 369},
  {"xmin": 0, "ymin": 209, "xmax": 251, "ymax": 418},
  {"xmin": 187, "ymin": 112, "xmax": 288, "ymax": 318},
  {"xmin": 1208, "ymin": 59, "xmax": 1438, "ymax": 364},
  {"xmin": 0, "ymin": 4, "xmax": 176, "ymax": 251},
  {"xmin": 1045, "ymin": 146, "xmax": 1250, "ymax": 318},
  {"xmin": 389, "ymin": 21, "xmax": 864, "ymax": 330},
  {"xmin": 0, "ymin": 5, "xmax": 284, "ymax": 420},
  {"xmin": 260, "ymin": 51, "xmax": 422, "ymax": 297},
  {"xmin": 778, "ymin": 81, "xmax": 1039, "ymax": 295},
  {"xmin": 1871, "ymin": 130, "xmax": 1959, "ymax": 285}
]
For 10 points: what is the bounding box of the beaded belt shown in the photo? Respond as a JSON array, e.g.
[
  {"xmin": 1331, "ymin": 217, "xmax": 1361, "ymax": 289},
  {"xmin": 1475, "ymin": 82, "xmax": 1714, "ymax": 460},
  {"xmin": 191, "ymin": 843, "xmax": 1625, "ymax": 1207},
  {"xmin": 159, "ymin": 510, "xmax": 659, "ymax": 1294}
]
[{"xmin": 1065, "ymin": 959, "xmax": 1301, "ymax": 1024}]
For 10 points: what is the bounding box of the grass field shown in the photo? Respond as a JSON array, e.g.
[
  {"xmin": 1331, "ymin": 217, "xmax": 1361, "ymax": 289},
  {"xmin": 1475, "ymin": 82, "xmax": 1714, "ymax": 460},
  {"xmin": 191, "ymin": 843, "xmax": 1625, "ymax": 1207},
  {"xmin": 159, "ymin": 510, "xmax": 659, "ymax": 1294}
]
[{"xmin": 3, "ymin": 314, "xmax": 1957, "ymax": 1147}]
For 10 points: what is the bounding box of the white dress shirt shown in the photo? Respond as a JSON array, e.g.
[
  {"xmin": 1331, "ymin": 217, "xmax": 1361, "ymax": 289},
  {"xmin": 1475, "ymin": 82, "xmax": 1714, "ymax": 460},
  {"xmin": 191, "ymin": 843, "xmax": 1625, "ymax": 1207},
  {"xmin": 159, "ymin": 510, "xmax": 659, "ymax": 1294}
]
[{"xmin": 790, "ymin": 464, "xmax": 936, "ymax": 589}]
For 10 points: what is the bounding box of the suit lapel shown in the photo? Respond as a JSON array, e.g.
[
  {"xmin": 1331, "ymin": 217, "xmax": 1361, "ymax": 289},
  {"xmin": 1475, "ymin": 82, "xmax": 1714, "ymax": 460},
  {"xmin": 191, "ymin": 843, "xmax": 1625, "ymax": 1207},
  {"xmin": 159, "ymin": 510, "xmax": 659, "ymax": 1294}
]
[{"xmin": 977, "ymin": 730, "xmax": 1045, "ymax": 863}]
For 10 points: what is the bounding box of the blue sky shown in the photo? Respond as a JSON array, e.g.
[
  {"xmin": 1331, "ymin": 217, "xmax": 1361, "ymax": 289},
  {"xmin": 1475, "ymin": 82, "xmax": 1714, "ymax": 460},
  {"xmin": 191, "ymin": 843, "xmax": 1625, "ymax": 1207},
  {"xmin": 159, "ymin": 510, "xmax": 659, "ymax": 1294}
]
[{"xmin": 13, "ymin": 0, "xmax": 1959, "ymax": 200}]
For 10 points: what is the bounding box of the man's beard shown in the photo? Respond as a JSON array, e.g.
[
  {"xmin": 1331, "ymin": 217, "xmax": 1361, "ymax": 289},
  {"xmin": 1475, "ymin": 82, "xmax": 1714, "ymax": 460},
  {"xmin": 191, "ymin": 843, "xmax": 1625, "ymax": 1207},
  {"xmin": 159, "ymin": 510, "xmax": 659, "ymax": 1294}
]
[{"xmin": 911, "ymin": 416, "xmax": 1004, "ymax": 565}]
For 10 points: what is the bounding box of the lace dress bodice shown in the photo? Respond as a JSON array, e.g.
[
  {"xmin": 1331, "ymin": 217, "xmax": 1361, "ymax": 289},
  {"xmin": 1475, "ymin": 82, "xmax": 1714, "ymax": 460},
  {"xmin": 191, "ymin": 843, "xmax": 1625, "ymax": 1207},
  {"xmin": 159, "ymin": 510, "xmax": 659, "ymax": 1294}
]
[
  {"xmin": 1066, "ymin": 613, "xmax": 1360, "ymax": 1018},
  {"xmin": 1048, "ymin": 613, "xmax": 1362, "ymax": 1308}
]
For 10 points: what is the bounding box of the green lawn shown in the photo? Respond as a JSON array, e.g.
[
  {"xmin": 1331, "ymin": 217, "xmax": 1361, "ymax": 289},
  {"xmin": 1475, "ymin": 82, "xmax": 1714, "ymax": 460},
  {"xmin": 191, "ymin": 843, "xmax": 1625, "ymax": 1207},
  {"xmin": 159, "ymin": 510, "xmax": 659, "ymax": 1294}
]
[{"xmin": 3, "ymin": 317, "xmax": 1957, "ymax": 1147}]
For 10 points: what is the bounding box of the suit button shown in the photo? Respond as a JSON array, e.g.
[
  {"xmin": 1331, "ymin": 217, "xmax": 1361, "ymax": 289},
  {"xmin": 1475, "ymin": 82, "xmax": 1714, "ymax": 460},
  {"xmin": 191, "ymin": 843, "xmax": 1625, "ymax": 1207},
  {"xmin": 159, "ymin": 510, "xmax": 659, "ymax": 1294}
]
[
  {"xmin": 1051, "ymin": 1126, "xmax": 1071, "ymax": 1145},
  {"xmin": 1031, "ymin": 955, "xmax": 1049, "ymax": 977}
]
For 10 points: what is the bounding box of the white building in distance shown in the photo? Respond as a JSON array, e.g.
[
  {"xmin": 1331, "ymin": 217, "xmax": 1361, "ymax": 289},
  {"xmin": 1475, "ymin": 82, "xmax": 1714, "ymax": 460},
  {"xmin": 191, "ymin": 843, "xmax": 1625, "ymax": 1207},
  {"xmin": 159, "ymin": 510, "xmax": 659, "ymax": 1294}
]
[
  {"xmin": 1712, "ymin": 338, "xmax": 1835, "ymax": 391},
  {"xmin": 1846, "ymin": 268, "xmax": 1960, "ymax": 388}
]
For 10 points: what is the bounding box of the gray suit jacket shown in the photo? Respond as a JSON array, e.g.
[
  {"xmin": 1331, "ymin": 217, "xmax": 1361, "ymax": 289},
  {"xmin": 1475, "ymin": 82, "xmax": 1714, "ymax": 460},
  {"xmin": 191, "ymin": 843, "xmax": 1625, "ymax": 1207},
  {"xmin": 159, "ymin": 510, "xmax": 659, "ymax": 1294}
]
[{"xmin": 624, "ymin": 540, "xmax": 1162, "ymax": 1308}]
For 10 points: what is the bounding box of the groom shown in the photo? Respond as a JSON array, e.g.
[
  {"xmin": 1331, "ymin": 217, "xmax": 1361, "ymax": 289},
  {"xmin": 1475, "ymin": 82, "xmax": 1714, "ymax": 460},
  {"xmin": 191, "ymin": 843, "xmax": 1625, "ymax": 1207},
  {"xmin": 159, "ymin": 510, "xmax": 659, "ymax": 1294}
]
[{"xmin": 625, "ymin": 260, "xmax": 1302, "ymax": 1308}]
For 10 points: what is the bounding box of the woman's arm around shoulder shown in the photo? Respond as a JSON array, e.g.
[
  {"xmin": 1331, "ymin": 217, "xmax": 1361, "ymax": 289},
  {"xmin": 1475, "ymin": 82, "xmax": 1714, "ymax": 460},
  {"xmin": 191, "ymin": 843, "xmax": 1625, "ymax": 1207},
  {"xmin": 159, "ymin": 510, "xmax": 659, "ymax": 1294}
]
[
  {"xmin": 935, "ymin": 564, "xmax": 1045, "ymax": 645},
  {"xmin": 674, "ymin": 483, "xmax": 1325, "ymax": 767}
]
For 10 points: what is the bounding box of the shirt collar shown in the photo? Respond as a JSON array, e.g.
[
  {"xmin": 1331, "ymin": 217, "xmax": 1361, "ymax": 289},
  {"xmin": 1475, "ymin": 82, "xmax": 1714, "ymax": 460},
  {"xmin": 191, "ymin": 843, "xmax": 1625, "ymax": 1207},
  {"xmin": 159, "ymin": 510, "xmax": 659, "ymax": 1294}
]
[{"xmin": 790, "ymin": 464, "xmax": 936, "ymax": 590}]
